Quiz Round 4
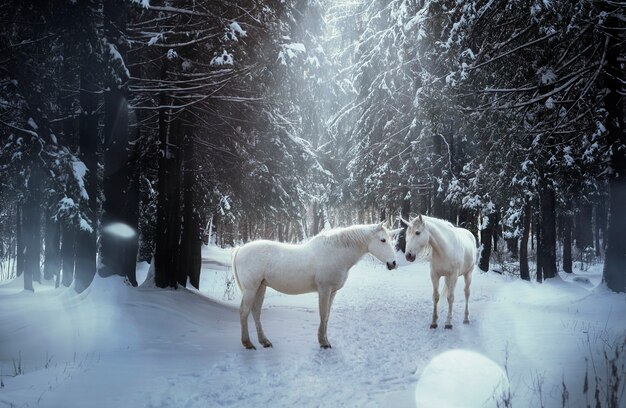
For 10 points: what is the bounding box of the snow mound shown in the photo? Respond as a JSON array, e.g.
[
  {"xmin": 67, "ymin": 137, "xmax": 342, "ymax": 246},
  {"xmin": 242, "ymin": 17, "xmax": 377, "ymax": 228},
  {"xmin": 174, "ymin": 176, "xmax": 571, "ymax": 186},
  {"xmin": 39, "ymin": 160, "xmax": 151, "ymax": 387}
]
[{"xmin": 414, "ymin": 349, "xmax": 509, "ymax": 408}]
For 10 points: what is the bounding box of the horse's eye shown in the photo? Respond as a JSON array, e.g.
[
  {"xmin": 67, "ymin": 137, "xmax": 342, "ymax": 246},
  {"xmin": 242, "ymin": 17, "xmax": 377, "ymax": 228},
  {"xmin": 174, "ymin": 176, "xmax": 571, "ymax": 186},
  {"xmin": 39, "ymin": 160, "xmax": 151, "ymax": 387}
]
[
  {"xmin": 381, "ymin": 238, "xmax": 386, "ymax": 243},
  {"xmin": 415, "ymin": 231, "xmax": 421, "ymax": 236}
]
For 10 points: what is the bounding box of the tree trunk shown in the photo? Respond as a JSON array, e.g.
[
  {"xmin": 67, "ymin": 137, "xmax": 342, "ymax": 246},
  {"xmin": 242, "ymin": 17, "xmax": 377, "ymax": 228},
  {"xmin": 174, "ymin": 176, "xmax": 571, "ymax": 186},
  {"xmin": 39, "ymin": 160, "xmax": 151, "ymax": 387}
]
[
  {"xmin": 43, "ymin": 202, "xmax": 61, "ymax": 281},
  {"xmin": 520, "ymin": 202, "xmax": 531, "ymax": 281},
  {"xmin": 535, "ymin": 205, "xmax": 542, "ymax": 283},
  {"xmin": 593, "ymin": 205, "xmax": 601, "ymax": 257},
  {"xmin": 154, "ymin": 60, "xmax": 183, "ymax": 288},
  {"xmin": 16, "ymin": 206, "xmax": 24, "ymax": 277},
  {"xmin": 179, "ymin": 129, "xmax": 202, "ymax": 289},
  {"xmin": 100, "ymin": 0, "xmax": 138, "ymax": 285},
  {"xmin": 538, "ymin": 182, "xmax": 557, "ymax": 280},
  {"xmin": 74, "ymin": 54, "xmax": 99, "ymax": 294},
  {"xmin": 396, "ymin": 190, "xmax": 411, "ymax": 253},
  {"xmin": 575, "ymin": 203, "xmax": 593, "ymax": 252},
  {"xmin": 492, "ymin": 211, "xmax": 500, "ymax": 253},
  {"xmin": 122, "ymin": 132, "xmax": 140, "ymax": 286},
  {"xmin": 311, "ymin": 201, "xmax": 320, "ymax": 236},
  {"xmin": 602, "ymin": 8, "xmax": 626, "ymax": 293},
  {"xmin": 61, "ymin": 225, "xmax": 75, "ymax": 287},
  {"xmin": 506, "ymin": 238, "xmax": 519, "ymax": 259},
  {"xmin": 479, "ymin": 212, "xmax": 496, "ymax": 272},
  {"xmin": 562, "ymin": 213, "xmax": 573, "ymax": 273},
  {"xmin": 598, "ymin": 199, "xmax": 608, "ymax": 253},
  {"xmin": 23, "ymin": 165, "xmax": 44, "ymax": 291},
  {"xmin": 59, "ymin": 14, "xmax": 77, "ymax": 288}
]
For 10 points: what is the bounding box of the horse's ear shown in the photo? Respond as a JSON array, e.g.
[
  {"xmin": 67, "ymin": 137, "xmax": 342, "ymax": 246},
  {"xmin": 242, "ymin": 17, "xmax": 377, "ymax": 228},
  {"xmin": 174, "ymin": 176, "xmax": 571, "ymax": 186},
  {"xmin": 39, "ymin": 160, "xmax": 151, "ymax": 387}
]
[
  {"xmin": 389, "ymin": 227, "xmax": 403, "ymax": 236},
  {"xmin": 398, "ymin": 216, "xmax": 410, "ymax": 227},
  {"xmin": 376, "ymin": 222, "xmax": 384, "ymax": 230},
  {"xmin": 417, "ymin": 213, "xmax": 424, "ymax": 223}
]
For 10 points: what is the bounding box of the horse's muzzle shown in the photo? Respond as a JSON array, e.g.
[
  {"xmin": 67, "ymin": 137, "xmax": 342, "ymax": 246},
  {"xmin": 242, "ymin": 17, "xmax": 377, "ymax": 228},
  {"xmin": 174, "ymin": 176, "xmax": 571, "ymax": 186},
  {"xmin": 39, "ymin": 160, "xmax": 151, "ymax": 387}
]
[
  {"xmin": 405, "ymin": 253, "xmax": 416, "ymax": 262},
  {"xmin": 386, "ymin": 261, "xmax": 397, "ymax": 270}
]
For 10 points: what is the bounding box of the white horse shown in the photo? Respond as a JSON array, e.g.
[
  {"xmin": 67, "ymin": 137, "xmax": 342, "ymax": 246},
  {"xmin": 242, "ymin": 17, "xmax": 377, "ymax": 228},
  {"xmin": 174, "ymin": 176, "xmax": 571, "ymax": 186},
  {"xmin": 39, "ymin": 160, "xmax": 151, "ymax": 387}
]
[
  {"xmin": 232, "ymin": 223, "xmax": 397, "ymax": 350},
  {"xmin": 401, "ymin": 214, "xmax": 477, "ymax": 329}
]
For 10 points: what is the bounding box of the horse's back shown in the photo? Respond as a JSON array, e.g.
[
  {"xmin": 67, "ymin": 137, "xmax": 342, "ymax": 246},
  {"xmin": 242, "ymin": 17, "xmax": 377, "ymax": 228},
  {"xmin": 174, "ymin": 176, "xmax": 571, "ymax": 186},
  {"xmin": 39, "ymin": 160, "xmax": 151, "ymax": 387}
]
[
  {"xmin": 237, "ymin": 240, "xmax": 300, "ymax": 270},
  {"xmin": 235, "ymin": 240, "xmax": 317, "ymax": 294}
]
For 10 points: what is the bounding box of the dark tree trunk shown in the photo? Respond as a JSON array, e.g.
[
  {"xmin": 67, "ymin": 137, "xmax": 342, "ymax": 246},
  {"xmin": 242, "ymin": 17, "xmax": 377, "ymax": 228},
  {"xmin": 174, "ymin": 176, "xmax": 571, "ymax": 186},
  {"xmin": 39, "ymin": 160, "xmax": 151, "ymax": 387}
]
[
  {"xmin": 535, "ymin": 205, "xmax": 542, "ymax": 283},
  {"xmin": 100, "ymin": 0, "xmax": 138, "ymax": 285},
  {"xmin": 575, "ymin": 203, "xmax": 593, "ymax": 252},
  {"xmin": 43, "ymin": 202, "xmax": 61, "ymax": 281},
  {"xmin": 401, "ymin": 187, "xmax": 411, "ymax": 220},
  {"xmin": 178, "ymin": 129, "xmax": 202, "ymax": 289},
  {"xmin": 598, "ymin": 199, "xmax": 608, "ymax": 253},
  {"xmin": 58, "ymin": 12, "xmax": 77, "ymax": 288},
  {"xmin": 23, "ymin": 165, "xmax": 44, "ymax": 291},
  {"xmin": 520, "ymin": 202, "xmax": 531, "ymax": 281},
  {"xmin": 492, "ymin": 211, "xmax": 500, "ymax": 253},
  {"xmin": 506, "ymin": 238, "xmax": 519, "ymax": 259},
  {"xmin": 154, "ymin": 72, "xmax": 172, "ymax": 287},
  {"xmin": 593, "ymin": 204, "xmax": 603, "ymax": 257},
  {"xmin": 395, "ymin": 189, "xmax": 411, "ymax": 253},
  {"xmin": 563, "ymin": 213, "xmax": 573, "ymax": 273},
  {"xmin": 16, "ymin": 206, "xmax": 24, "ymax": 277},
  {"xmin": 602, "ymin": 9, "xmax": 626, "ymax": 293},
  {"xmin": 61, "ymin": 225, "xmax": 75, "ymax": 287},
  {"xmin": 124, "ymin": 144, "xmax": 140, "ymax": 286},
  {"xmin": 538, "ymin": 182, "xmax": 557, "ymax": 280},
  {"xmin": 154, "ymin": 61, "xmax": 183, "ymax": 288},
  {"xmin": 74, "ymin": 52, "xmax": 99, "ymax": 293},
  {"xmin": 311, "ymin": 201, "xmax": 320, "ymax": 236},
  {"xmin": 479, "ymin": 212, "xmax": 496, "ymax": 272}
]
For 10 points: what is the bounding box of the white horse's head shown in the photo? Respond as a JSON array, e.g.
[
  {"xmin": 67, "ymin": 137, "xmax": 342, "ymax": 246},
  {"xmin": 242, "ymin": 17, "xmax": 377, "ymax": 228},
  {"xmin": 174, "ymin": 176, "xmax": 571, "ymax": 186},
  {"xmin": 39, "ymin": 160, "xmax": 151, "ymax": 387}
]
[
  {"xmin": 400, "ymin": 214, "xmax": 429, "ymax": 263},
  {"xmin": 367, "ymin": 223, "xmax": 397, "ymax": 270}
]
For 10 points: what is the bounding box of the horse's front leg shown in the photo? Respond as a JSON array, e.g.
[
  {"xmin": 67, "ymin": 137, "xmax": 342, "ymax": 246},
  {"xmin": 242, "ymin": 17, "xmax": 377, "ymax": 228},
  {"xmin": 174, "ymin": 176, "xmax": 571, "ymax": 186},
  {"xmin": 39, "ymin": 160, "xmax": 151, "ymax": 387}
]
[
  {"xmin": 317, "ymin": 286, "xmax": 334, "ymax": 349},
  {"xmin": 430, "ymin": 273, "xmax": 440, "ymax": 329},
  {"xmin": 444, "ymin": 274, "xmax": 458, "ymax": 329}
]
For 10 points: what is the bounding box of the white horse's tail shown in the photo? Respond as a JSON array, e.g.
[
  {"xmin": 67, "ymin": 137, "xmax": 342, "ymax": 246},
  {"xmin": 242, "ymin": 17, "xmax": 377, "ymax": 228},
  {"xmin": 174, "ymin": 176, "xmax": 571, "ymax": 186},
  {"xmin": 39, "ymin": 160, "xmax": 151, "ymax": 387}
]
[{"xmin": 231, "ymin": 246, "xmax": 242, "ymax": 291}]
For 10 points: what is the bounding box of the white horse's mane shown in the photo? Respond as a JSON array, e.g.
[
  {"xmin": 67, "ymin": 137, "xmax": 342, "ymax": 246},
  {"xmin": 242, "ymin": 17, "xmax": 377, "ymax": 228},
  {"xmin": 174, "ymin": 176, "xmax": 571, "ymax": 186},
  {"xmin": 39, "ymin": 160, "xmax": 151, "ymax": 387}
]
[
  {"xmin": 422, "ymin": 215, "xmax": 455, "ymax": 229},
  {"xmin": 316, "ymin": 225, "xmax": 374, "ymax": 247}
]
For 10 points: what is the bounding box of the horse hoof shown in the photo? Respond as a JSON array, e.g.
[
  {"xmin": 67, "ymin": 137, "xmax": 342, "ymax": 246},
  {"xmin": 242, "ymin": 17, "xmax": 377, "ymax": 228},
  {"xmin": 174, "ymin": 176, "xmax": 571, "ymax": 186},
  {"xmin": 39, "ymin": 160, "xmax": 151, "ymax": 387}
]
[
  {"xmin": 463, "ymin": 320, "xmax": 470, "ymax": 325},
  {"xmin": 261, "ymin": 341, "xmax": 273, "ymax": 348},
  {"xmin": 243, "ymin": 341, "xmax": 256, "ymax": 350},
  {"xmin": 430, "ymin": 324, "xmax": 438, "ymax": 329},
  {"xmin": 444, "ymin": 324, "xmax": 453, "ymax": 329},
  {"xmin": 320, "ymin": 344, "xmax": 332, "ymax": 349}
]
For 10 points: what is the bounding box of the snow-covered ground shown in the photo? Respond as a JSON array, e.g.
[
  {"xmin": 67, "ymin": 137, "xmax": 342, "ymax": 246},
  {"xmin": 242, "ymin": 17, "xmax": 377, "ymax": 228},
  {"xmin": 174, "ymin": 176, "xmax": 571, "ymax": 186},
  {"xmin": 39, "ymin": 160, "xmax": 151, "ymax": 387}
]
[{"xmin": 0, "ymin": 246, "xmax": 624, "ymax": 407}]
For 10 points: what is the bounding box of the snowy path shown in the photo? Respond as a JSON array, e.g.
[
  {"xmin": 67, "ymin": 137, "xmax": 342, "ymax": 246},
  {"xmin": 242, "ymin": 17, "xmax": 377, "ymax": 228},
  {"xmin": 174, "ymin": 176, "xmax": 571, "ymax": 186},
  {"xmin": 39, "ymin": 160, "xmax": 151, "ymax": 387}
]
[{"xmin": 0, "ymin": 247, "xmax": 624, "ymax": 407}]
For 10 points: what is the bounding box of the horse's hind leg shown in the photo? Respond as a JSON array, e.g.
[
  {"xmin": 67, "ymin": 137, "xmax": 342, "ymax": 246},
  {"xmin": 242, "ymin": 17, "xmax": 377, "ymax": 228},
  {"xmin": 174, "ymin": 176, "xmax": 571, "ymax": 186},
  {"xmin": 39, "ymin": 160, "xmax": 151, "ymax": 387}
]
[
  {"xmin": 430, "ymin": 273, "xmax": 440, "ymax": 329},
  {"xmin": 252, "ymin": 284, "xmax": 272, "ymax": 348},
  {"xmin": 318, "ymin": 287, "xmax": 333, "ymax": 349},
  {"xmin": 444, "ymin": 274, "xmax": 458, "ymax": 329},
  {"xmin": 463, "ymin": 271, "xmax": 472, "ymax": 324},
  {"xmin": 240, "ymin": 288, "xmax": 258, "ymax": 350}
]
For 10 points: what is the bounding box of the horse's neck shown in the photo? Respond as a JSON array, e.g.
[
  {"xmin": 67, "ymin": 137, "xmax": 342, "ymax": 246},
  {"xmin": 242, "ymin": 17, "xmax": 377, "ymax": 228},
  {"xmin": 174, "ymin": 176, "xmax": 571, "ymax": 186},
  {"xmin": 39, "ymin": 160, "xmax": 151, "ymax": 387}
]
[
  {"xmin": 425, "ymin": 217, "xmax": 452, "ymax": 259},
  {"xmin": 337, "ymin": 245, "xmax": 367, "ymax": 269},
  {"xmin": 316, "ymin": 228, "xmax": 370, "ymax": 268}
]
